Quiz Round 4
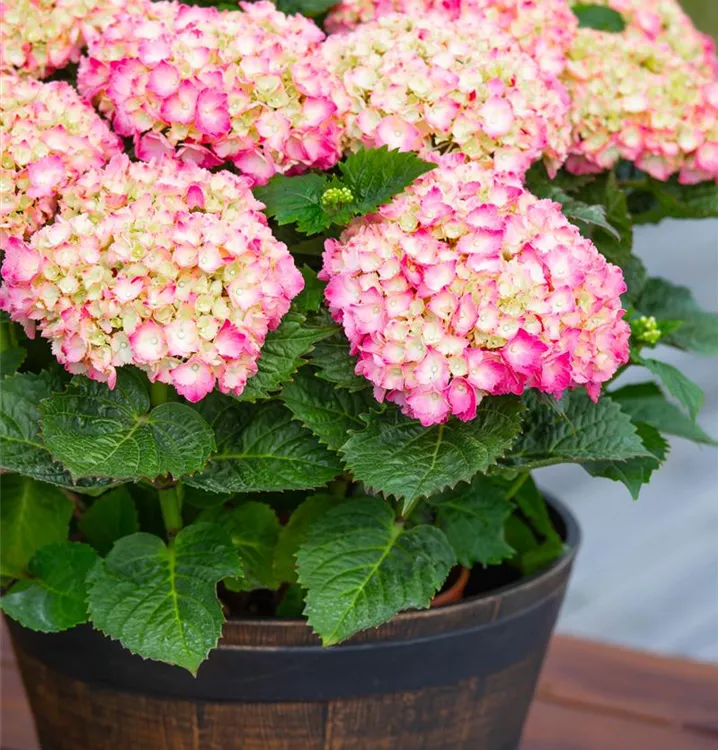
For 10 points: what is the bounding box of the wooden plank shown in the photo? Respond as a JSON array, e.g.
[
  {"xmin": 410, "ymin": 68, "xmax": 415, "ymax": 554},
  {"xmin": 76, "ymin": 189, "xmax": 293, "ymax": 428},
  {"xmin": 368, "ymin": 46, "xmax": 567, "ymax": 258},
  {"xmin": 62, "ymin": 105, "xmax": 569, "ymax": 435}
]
[
  {"xmin": 536, "ymin": 635, "xmax": 718, "ymax": 734},
  {"xmin": 522, "ymin": 701, "xmax": 718, "ymax": 750}
]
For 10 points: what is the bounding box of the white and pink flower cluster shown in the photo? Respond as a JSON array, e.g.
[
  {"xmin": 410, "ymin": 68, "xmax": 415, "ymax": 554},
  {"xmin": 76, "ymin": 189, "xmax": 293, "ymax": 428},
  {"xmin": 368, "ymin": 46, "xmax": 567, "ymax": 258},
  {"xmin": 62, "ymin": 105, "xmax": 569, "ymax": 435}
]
[
  {"xmin": 0, "ymin": 0, "xmax": 145, "ymax": 78},
  {"xmin": 562, "ymin": 29, "xmax": 718, "ymax": 183},
  {"xmin": 78, "ymin": 1, "xmax": 349, "ymax": 184},
  {"xmin": 0, "ymin": 73, "xmax": 121, "ymax": 247},
  {"xmin": 320, "ymin": 13, "xmax": 571, "ymax": 177},
  {"xmin": 592, "ymin": 0, "xmax": 717, "ymax": 75},
  {"xmin": 325, "ymin": 0, "xmax": 578, "ymax": 76},
  {"xmin": 0, "ymin": 156, "xmax": 304, "ymax": 401},
  {"xmin": 320, "ymin": 155, "xmax": 630, "ymax": 426}
]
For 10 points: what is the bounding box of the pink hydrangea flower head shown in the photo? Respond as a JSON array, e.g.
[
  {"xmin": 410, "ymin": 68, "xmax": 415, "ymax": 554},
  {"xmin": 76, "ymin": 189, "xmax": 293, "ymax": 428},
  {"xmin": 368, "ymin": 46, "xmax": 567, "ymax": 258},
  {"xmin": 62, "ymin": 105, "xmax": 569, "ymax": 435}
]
[
  {"xmin": 325, "ymin": 0, "xmax": 578, "ymax": 76},
  {"xmin": 590, "ymin": 0, "xmax": 717, "ymax": 76},
  {"xmin": 0, "ymin": 155, "xmax": 304, "ymax": 401},
  {"xmin": 0, "ymin": 73, "xmax": 121, "ymax": 248},
  {"xmin": 563, "ymin": 29, "xmax": 718, "ymax": 183},
  {"xmin": 78, "ymin": 1, "xmax": 349, "ymax": 185},
  {"xmin": 320, "ymin": 13, "xmax": 571, "ymax": 177},
  {"xmin": 320, "ymin": 154, "xmax": 630, "ymax": 426},
  {"xmin": 0, "ymin": 0, "xmax": 147, "ymax": 78}
]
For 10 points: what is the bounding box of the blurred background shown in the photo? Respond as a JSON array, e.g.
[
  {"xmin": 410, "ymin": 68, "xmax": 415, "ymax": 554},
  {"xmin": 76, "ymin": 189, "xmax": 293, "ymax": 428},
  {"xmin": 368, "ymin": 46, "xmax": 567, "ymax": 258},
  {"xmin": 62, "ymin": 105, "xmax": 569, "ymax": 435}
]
[{"xmin": 545, "ymin": 0, "xmax": 718, "ymax": 664}]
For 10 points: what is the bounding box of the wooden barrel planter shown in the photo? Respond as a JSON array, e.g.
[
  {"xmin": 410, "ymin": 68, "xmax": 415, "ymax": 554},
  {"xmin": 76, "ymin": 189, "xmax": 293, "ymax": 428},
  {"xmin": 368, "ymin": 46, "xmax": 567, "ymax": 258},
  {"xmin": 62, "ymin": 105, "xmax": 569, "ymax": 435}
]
[{"xmin": 9, "ymin": 498, "xmax": 579, "ymax": 750}]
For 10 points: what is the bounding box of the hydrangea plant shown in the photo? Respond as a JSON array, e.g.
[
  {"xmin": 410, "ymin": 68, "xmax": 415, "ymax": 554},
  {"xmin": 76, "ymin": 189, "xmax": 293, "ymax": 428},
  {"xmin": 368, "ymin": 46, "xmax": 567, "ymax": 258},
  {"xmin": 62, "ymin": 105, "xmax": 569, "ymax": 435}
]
[{"xmin": 1, "ymin": 0, "xmax": 717, "ymax": 675}]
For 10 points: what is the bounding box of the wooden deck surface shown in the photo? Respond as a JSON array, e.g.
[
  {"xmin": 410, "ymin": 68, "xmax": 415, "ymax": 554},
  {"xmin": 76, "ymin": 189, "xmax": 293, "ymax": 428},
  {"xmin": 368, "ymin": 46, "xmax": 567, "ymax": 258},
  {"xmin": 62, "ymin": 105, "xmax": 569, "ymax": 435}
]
[{"xmin": 2, "ymin": 634, "xmax": 717, "ymax": 750}]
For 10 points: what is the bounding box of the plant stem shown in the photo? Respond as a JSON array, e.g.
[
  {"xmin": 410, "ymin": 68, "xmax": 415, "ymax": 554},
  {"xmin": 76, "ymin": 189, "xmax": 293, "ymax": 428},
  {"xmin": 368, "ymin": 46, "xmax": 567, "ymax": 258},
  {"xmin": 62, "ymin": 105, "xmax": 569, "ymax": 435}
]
[
  {"xmin": 159, "ymin": 483, "xmax": 184, "ymax": 538},
  {"xmin": 505, "ymin": 472, "xmax": 530, "ymax": 501},
  {"xmin": 150, "ymin": 380, "xmax": 171, "ymax": 407}
]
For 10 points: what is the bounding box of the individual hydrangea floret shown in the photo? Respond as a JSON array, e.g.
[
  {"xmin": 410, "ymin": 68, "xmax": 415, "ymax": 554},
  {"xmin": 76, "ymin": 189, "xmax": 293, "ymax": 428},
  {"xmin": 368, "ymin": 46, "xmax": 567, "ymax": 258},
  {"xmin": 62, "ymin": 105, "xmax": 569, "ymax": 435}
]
[
  {"xmin": 325, "ymin": 0, "xmax": 578, "ymax": 76},
  {"xmin": 78, "ymin": 1, "xmax": 349, "ymax": 184},
  {"xmin": 563, "ymin": 29, "xmax": 718, "ymax": 183},
  {"xmin": 0, "ymin": 155, "xmax": 304, "ymax": 401},
  {"xmin": 0, "ymin": 0, "xmax": 146, "ymax": 78},
  {"xmin": 0, "ymin": 73, "xmax": 122, "ymax": 248},
  {"xmin": 591, "ymin": 0, "xmax": 717, "ymax": 76},
  {"xmin": 320, "ymin": 154, "xmax": 630, "ymax": 426},
  {"xmin": 320, "ymin": 13, "xmax": 571, "ymax": 177}
]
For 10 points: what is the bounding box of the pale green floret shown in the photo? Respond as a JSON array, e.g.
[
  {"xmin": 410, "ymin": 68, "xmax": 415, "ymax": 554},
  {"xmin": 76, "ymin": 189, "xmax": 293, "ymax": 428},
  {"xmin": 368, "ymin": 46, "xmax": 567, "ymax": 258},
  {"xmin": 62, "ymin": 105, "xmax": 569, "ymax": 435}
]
[
  {"xmin": 321, "ymin": 186, "xmax": 355, "ymax": 208},
  {"xmin": 631, "ymin": 315, "xmax": 662, "ymax": 345}
]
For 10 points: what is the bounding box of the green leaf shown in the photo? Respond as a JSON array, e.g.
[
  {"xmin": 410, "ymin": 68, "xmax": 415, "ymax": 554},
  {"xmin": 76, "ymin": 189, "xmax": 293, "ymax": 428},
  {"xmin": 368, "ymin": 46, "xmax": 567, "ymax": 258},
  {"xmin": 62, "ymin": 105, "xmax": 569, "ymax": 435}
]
[
  {"xmin": 186, "ymin": 397, "xmax": 343, "ymax": 494},
  {"xmin": 310, "ymin": 332, "xmax": 367, "ymax": 391},
  {"xmin": 254, "ymin": 172, "xmax": 329, "ymax": 235},
  {"xmin": 637, "ymin": 357, "xmax": 704, "ymax": 421},
  {"xmin": 0, "ymin": 346, "xmax": 26, "ymax": 377},
  {"xmin": 610, "ymin": 382, "xmax": 717, "ymax": 446},
  {"xmin": 199, "ymin": 502, "xmax": 280, "ymax": 590},
  {"xmin": 342, "ymin": 398, "xmax": 525, "ymax": 515},
  {"xmin": 0, "ymin": 475, "xmax": 74, "ymax": 579},
  {"xmin": 572, "ymin": 4, "xmax": 626, "ymax": 31},
  {"xmin": 514, "ymin": 476, "xmax": 563, "ymax": 544},
  {"xmin": 505, "ymin": 390, "xmax": 652, "ymax": 469},
  {"xmin": 78, "ymin": 488, "xmax": 139, "ymax": 556},
  {"xmin": 238, "ymin": 312, "xmax": 338, "ymax": 402},
  {"xmin": 629, "ymin": 179, "xmax": 718, "ymax": 224},
  {"xmin": 0, "ymin": 371, "xmax": 112, "ymax": 491},
  {"xmin": 297, "ymin": 498, "xmax": 454, "ymax": 645},
  {"xmin": 575, "ymin": 172, "xmax": 634, "ymax": 268},
  {"xmin": 428, "ymin": 475, "xmax": 514, "ymax": 568},
  {"xmin": 0, "ymin": 542, "xmax": 98, "ymax": 632},
  {"xmin": 276, "ymin": 583, "xmax": 306, "ymax": 618},
  {"xmin": 274, "ymin": 0, "xmax": 339, "ymax": 17},
  {"xmin": 282, "ymin": 368, "xmax": 377, "ymax": 450},
  {"xmin": 635, "ymin": 277, "xmax": 718, "ymax": 356},
  {"xmin": 339, "ymin": 147, "xmax": 436, "ymax": 217},
  {"xmin": 254, "ymin": 148, "xmax": 435, "ymax": 236},
  {"xmin": 525, "ymin": 165, "xmax": 621, "ymax": 242},
  {"xmin": 87, "ymin": 523, "xmax": 242, "ymax": 674},
  {"xmin": 583, "ymin": 422, "xmax": 669, "ymax": 499},
  {"xmin": 40, "ymin": 369, "xmax": 215, "ymax": 480},
  {"xmin": 274, "ymin": 492, "xmax": 339, "ymax": 583},
  {"xmin": 294, "ymin": 265, "xmax": 325, "ymax": 314},
  {"xmin": 182, "ymin": 485, "xmax": 231, "ymax": 509}
]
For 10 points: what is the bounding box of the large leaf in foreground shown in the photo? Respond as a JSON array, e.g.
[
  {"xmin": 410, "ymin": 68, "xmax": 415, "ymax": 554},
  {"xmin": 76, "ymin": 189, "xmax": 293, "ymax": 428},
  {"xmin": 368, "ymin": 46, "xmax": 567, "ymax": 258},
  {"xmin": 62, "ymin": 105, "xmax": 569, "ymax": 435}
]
[
  {"xmin": 87, "ymin": 523, "xmax": 242, "ymax": 674},
  {"xmin": 0, "ymin": 542, "xmax": 98, "ymax": 632},
  {"xmin": 41, "ymin": 369, "xmax": 215, "ymax": 480},
  {"xmin": 282, "ymin": 367, "xmax": 377, "ymax": 450},
  {"xmin": 297, "ymin": 499, "xmax": 454, "ymax": 645},
  {"xmin": 342, "ymin": 399, "xmax": 525, "ymax": 515},
  {"xmin": 0, "ymin": 475, "xmax": 74, "ymax": 579},
  {"xmin": 186, "ymin": 398, "xmax": 343, "ymax": 494},
  {"xmin": 428, "ymin": 475, "xmax": 514, "ymax": 568},
  {"xmin": 505, "ymin": 391, "xmax": 651, "ymax": 469}
]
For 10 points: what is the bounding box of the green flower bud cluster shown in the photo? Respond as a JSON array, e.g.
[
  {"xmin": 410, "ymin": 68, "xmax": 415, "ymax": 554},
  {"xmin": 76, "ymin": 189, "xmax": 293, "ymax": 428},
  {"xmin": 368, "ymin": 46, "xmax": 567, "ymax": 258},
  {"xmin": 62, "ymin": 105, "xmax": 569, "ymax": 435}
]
[
  {"xmin": 321, "ymin": 186, "xmax": 354, "ymax": 209},
  {"xmin": 631, "ymin": 315, "xmax": 662, "ymax": 345}
]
